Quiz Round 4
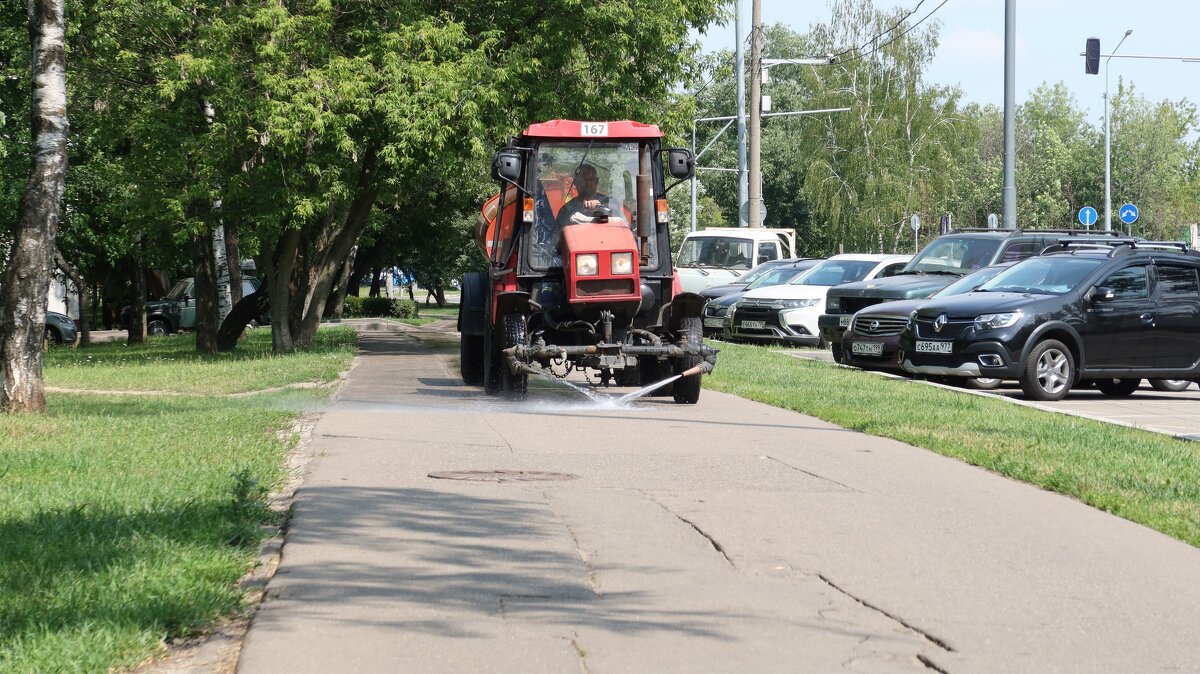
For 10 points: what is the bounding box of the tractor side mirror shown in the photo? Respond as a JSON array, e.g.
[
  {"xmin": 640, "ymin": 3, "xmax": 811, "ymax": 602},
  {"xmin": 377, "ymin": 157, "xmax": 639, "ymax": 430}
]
[
  {"xmin": 666, "ymin": 148, "xmax": 695, "ymax": 180},
  {"xmin": 492, "ymin": 151, "xmax": 522, "ymax": 182}
]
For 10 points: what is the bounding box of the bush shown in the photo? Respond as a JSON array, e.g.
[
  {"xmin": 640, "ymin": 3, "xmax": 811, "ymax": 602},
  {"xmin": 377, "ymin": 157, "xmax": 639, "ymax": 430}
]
[
  {"xmin": 393, "ymin": 299, "xmax": 418, "ymax": 318},
  {"xmin": 342, "ymin": 295, "xmax": 366, "ymax": 317},
  {"xmin": 340, "ymin": 295, "xmax": 419, "ymax": 319}
]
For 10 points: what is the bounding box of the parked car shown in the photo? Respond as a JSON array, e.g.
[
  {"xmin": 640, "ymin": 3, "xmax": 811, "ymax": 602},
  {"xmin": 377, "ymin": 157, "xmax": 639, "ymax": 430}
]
[
  {"xmin": 842, "ymin": 263, "xmax": 1014, "ymax": 387},
  {"xmin": 699, "ymin": 257, "xmax": 820, "ymax": 300},
  {"xmin": 44, "ymin": 311, "xmax": 77, "ymax": 346},
  {"xmin": 898, "ymin": 239, "xmax": 1200, "ymax": 401},
  {"xmin": 121, "ymin": 276, "xmax": 266, "ymax": 335},
  {"xmin": 725, "ymin": 253, "xmax": 911, "ymax": 346},
  {"xmin": 702, "ymin": 258, "xmax": 823, "ymax": 337},
  {"xmin": 818, "ymin": 229, "xmax": 1128, "ymax": 360}
]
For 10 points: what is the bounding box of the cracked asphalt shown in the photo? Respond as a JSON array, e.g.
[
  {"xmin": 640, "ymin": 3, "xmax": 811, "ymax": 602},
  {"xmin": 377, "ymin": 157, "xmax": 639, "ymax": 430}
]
[{"xmin": 236, "ymin": 323, "xmax": 1200, "ymax": 673}]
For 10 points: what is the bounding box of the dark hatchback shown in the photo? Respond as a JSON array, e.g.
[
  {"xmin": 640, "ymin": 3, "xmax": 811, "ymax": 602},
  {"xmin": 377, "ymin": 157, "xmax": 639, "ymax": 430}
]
[
  {"xmin": 899, "ymin": 240, "xmax": 1200, "ymax": 400},
  {"xmin": 701, "ymin": 258, "xmax": 822, "ymax": 337},
  {"xmin": 841, "ymin": 263, "xmax": 1012, "ymax": 384},
  {"xmin": 699, "ymin": 257, "xmax": 819, "ymax": 300}
]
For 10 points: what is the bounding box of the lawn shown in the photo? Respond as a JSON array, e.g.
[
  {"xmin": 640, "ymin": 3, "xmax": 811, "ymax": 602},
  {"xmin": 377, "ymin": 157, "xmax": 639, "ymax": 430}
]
[
  {"xmin": 704, "ymin": 341, "xmax": 1200, "ymax": 548},
  {"xmin": 0, "ymin": 328, "xmax": 358, "ymax": 672}
]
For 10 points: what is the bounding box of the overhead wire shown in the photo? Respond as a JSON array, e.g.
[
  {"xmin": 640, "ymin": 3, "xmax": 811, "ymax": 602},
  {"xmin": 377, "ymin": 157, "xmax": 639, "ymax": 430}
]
[{"xmin": 819, "ymin": 0, "xmax": 953, "ymax": 65}]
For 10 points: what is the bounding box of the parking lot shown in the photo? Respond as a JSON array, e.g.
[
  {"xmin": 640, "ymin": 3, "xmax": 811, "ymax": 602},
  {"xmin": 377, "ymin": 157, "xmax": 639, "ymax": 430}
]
[{"xmin": 791, "ymin": 347, "xmax": 1200, "ymax": 441}]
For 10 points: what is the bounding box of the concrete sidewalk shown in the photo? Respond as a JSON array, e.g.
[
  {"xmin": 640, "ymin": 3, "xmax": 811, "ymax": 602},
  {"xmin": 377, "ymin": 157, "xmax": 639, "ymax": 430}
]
[{"xmin": 237, "ymin": 325, "xmax": 1200, "ymax": 673}]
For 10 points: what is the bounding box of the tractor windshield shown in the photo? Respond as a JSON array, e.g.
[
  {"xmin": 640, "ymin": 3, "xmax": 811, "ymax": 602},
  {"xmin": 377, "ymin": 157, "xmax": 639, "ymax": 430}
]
[{"xmin": 530, "ymin": 141, "xmax": 655, "ymax": 270}]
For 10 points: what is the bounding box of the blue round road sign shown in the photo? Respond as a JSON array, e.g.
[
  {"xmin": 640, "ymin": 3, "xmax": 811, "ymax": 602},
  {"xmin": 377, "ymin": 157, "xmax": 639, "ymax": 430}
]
[
  {"xmin": 1078, "ymin": 206, "xmax": 1098, "ymax": 227},
  {"xmin": 1119, "ymin": 203, "xmax": 1139, "ymax": 225}
]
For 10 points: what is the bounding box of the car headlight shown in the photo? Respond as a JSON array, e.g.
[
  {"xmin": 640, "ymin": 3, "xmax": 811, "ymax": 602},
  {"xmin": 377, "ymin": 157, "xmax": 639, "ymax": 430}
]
[
  {"xmin": 576, "ymin": 253, "xmax": 599, "ymax": 276},
  {"xmin": 974, "ymin": 311, "xmax": 1023, "ymax": 330},
  {"xmin": 781, "ymin": 298, "xmax": 820, "ymax": 308},
  {"xmin": 708, "ymin": 305, "xmax": 728, "ymax": 318},
  {"xmin": 827, "ymin": 297, "xmax": 841, "ymax": 312},
  {"xmin": 611, "ymin": 252, "xmax": 634, "ymax": 275}
]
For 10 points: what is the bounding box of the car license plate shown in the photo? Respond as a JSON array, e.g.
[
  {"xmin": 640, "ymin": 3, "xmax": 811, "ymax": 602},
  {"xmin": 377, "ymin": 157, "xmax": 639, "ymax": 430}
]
[
  {"xmin": 851, "ymin": 341, "xmax": 883, "ymax": 356},
  {"xmin": 703, "ymin": 318, "xmax": 724, "ymax": 328},
  {"xmin": 838, "ymin": 315, "xmax": 851, "ymax": 328},
  {"xmin": 915, "ymin": 340, "xmax": 953, "ymax": 354},
  {"xmin": 740, "ymin": 320, "xmax": 765, "ymax": 329}
]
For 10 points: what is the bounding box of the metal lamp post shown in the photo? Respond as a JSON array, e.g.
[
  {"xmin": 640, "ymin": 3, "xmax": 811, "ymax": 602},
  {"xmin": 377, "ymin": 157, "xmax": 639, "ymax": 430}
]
[{"xmin": 1103, "ymin": 29, "xmax": 1132, "ymax": 231}]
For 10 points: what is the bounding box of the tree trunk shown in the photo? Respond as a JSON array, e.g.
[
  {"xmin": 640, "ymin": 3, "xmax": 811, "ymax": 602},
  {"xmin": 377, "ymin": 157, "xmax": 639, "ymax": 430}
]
[
  {"xmin": 327, "ymin": 244, "xmax": 357, "ymax": 320},
  {"xmin": 368, "ymin": 266, "xmax": 382, "ymax": 297},
  {"xmin": 1, "ymin": 0, "xmax": 68, "ymax": 414},
  {"xmin": 53, "ymin": 248, "xmax": 87, "ymax": 346},
  {"xmin": 226, "ymin": 222, "xmax": 244, "ymax": 304},
  {"xmin": 264, "ymin": 229, "xmax": 300, "ymax": 354},
  {"xmin": 127, "ymin": 255, "xmax": 147, "ymax": 344},
  {"xmin": 216, "ymin": 287, "xmax": 269, "ymax": 351},
  {"xmin": 192, "ymin": 230, "xmax": 219, "ymax": 354}
]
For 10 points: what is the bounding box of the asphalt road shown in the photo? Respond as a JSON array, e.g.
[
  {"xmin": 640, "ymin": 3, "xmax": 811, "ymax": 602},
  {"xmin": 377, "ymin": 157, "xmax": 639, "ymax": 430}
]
[{"xmin": 236, "ymin": 323, "xmax": 1200, "ymax": 673}]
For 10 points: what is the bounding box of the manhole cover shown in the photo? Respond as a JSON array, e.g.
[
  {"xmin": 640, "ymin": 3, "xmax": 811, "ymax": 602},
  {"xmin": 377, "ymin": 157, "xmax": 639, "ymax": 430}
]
[{"xmin": 427, "ymin": 470, "xmax": 579, "ymax": 483}]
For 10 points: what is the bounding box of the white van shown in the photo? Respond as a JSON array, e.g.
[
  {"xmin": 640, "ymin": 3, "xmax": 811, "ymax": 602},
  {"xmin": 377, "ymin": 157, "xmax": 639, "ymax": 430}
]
[{"xmin": 675, "ymin": 227, "xmax": 796, "ymax": 294}]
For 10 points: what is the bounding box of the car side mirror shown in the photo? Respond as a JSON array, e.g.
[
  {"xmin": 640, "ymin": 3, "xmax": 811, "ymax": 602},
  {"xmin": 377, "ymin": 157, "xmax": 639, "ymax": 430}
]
[
  {"xmin": 666, "ymin": 148, "xmax": 695, "ymax": 180},
  {"xmin": 491, "ymin": 151, "xmax": 522, "ymax": 182},
  {"xmin": 1091, "ymin": 286, "xmax": 1116, "ymax": 302}
]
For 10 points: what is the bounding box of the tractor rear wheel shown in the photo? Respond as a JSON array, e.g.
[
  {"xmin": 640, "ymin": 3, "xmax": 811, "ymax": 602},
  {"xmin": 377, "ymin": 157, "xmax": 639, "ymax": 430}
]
[
  {"xmin": 672, "ymin": 317, "xmax": 703, "ymax": 404},
  {"xmin": 460, "ymin": 334, "xmax": 484, "ymax": 385},
  {"xmin": 501, "ymin": 314, "xmax": 529, "ymax": 400}
]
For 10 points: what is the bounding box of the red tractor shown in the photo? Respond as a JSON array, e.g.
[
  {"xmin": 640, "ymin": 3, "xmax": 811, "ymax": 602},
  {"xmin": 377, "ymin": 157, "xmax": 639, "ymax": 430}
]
[{"xmin": 458, "ymin": 120, "xmax": 718, "ymax": 403}]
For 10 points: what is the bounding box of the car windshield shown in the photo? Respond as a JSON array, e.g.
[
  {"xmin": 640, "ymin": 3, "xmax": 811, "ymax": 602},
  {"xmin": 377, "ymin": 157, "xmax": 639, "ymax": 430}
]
[
  {"xmin": 790, "ymin": 259, "xmax": 879, "ymax": 287},
  {"xmin": 904, "ymin": 237, "xmax": 1001, "ymax": 275},
  {"xmin": 529, "ymin": 141, "xmax": 654, "ymax": 270},
  {"xmin": 739, "ymin": 261, "xmax": 785, "ymax": 285},
  {"xmin": 934, "ymin": 265, "xmax": 1010, "ymax": 296},
  {"xmin": 677, "ymin": 236, "xmax": 754, "ymax": 270},
  {"xmin": 746, "ymin": 267, "xmax": 804, "ymax": 289},
  {"xmin": 975, "ymin": 257, "xmax": 1105, "ymax": 295},
  {"xmin": 164, "ymin": 279, "xmax": 190, "ymax": 301}
]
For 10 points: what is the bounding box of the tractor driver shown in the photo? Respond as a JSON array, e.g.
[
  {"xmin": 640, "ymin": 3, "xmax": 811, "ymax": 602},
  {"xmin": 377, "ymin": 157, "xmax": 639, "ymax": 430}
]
[{"xmin": 555, "ymin": 163, "xmax": 610, "ymax": 228}]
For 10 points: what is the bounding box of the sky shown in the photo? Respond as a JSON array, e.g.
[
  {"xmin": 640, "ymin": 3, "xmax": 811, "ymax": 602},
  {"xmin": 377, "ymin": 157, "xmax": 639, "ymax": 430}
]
[{"xmin": 694, "ymin": 0, "xmax": 1200, "ymax": 125}]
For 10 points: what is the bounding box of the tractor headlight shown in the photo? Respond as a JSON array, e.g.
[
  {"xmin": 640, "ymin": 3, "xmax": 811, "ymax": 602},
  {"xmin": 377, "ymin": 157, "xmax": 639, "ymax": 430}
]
[
  {"xmin": 611, "ymin": 252, "xmax": 634, "ymax": 275},
  {"xmin": 974, "ymin": 311, "xmax": 1023, "ymax": 331},
  {"xmin": 576, "ymin": 253, "xmax": 599, "ymax": 276}
]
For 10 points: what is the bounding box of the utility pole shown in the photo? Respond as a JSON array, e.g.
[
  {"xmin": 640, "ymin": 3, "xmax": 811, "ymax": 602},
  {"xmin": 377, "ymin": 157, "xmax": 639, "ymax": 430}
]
[
  {"xmin": 1001, "ymin": 0, "xmax": 1016, "ymax": 229},
  {"xmin": 735, "ymin": 0, "xmax": 748, "ymax": 226},
  {"xmin": 747, "ymin": 0, "xmax": 763, "ymax": 228}
]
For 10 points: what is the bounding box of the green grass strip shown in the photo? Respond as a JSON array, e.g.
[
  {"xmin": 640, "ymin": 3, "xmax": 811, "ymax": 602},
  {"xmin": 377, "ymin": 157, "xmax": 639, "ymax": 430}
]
[
  {"xmin": 704, "ymin": 341, "xmax": 1200, "ymax": 548},
  {"xmin": 0, "ymin": 328, "xmax": 358, "ymax": 672}
]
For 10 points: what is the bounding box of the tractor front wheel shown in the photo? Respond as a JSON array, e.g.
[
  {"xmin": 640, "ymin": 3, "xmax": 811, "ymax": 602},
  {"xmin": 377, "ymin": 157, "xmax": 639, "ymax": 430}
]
[
  {"xmin": 672, "ymin": 317, "xmax": 703, "ymax": 404},
  {"xmin": 500, "ymin": 314, "xmax": 528, "ymax": 400}
]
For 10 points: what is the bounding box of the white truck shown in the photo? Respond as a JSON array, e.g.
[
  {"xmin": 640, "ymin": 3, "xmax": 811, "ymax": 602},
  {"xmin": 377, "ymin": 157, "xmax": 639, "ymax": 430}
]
[{"xmin": 675, "ymin": 227, "xmax": 797, "ymax": 294}]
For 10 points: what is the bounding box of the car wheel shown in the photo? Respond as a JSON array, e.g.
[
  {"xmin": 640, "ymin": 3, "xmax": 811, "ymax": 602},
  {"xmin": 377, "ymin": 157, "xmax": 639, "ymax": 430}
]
[
  {"xmin": 44, "ymin": 326, "xmax": 63, "ymax": 347},
  {"xmin": 672, "ymin": 317, "xmax": 703, "ymax": 404},
  {"xmin": 1019, "ymin": 339, "xmax": 1074, "ymax": 401},
  {"xmin": 1149, "ymin": 379, "xmax": 1191, "ymax": 392},
  {"xmin": 964, "ymin": 377, "xmax": 1003, "ymax": 390},
  {"xmin": 147, "ymin": 319, "xmax": 170, "ymax": 336},
  {"xmin": 830, "ymin": 343, "xmax": 844, "ymax": 364},
  {"xmin": 1096, "ymin": 378, "xmax": 1141, "ymax": 397}
]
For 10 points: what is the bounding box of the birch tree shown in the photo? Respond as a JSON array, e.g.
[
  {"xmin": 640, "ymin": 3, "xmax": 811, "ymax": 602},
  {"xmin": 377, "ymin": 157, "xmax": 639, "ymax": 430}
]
[{"xmin": 1, "ymin": 0, "xmax": 67, "ymax": 414}]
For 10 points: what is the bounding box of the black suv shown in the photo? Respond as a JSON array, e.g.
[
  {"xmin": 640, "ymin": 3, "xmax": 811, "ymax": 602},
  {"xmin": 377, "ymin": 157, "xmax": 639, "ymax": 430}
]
[
  {"xmin": 817, "ymin": 229, "xmax": 1125, "ymax": 361},
  {"xmin": 898, "ymin": 239, "xmax": 1200, "ymax": 400}
]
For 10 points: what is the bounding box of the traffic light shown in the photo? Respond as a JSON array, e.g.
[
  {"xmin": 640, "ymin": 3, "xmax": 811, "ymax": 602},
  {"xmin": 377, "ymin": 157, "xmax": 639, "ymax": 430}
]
[{"xmin": 1085, "ymin": 37, "xmax": 1100, "ymax": 75}]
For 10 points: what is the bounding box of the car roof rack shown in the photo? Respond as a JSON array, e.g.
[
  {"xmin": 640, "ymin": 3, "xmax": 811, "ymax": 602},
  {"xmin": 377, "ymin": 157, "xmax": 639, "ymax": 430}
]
[
  {"xmin": 1043, "ymin": 238, "xmax": 1199, "ymax": 258},
  {"xmin": 948, "ymin": 227, "xmax": 1127, "ymax": 236}
]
